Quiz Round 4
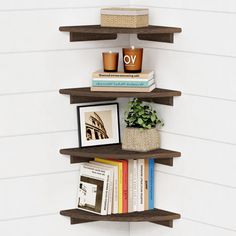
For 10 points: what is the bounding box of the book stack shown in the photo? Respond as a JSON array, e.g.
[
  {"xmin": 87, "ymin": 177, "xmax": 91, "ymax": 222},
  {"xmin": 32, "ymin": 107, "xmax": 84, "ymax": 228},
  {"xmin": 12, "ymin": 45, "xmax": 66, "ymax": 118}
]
[
  {"xmin": 91, "ymin": 70, "xmax": 155, "ymax": 92},
  {"xmin": 77, "ymin": 158, "xmax": 155, "ymax": 215}
]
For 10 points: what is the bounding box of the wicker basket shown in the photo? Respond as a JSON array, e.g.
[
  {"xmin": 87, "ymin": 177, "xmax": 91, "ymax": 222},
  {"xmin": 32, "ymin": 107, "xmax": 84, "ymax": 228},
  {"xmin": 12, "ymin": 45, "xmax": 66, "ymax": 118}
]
[
  {"xmin": 122, "ymin": 127, "xmax": 160, "ymax": 152},
  {"xmin": 101, "ymin": 8, "xmax": 149, "ymax": 28}
]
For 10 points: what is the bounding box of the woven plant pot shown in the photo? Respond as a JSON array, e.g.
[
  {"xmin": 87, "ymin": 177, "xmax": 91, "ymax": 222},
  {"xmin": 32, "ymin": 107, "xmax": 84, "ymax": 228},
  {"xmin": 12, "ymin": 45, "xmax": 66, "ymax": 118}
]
[{"xmin": 122, "ymin": 127, "xmax": 160, "ymax": 152}]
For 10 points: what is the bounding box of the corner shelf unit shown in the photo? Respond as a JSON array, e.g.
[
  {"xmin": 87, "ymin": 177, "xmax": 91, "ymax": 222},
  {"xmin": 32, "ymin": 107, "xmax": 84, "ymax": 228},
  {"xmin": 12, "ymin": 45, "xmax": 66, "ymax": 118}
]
[
  {"xmin": 60, "ymin": 144, "xmax": 181, "ymax": 167},
  {"xmin": 59, "ymin": 22, "xmax": 182, "ymax": 228},
  {"xmin": 59, "ymin": 25, "xmax": 182, "ymax": 43},
  {"xmin": 59, "ymin": 87, "xmax": 181, "ymax": 106},
  {"xmin": 60, "ymin": 208, "xmax": 181, "ymax": 228}
]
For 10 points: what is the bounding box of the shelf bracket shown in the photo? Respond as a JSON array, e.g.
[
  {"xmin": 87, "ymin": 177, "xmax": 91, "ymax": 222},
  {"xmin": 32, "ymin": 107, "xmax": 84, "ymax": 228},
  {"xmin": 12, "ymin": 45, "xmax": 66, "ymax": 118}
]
[
  {"xmin": 140, "ymin": 97, "xmax": 174, "ymax": 106},
  {"xmin": 70, "ymin": 32, "xmax": 117, "ymax": 42},
  {"xmin": 137, "ymin": 33, "xmax": 174, "ymax": 43},
  {"xmin": 70, "ymin": 95, "xmax": 117, "ymax": 104},
  {"xmin": 70, "ymin": 156, "xmax": 94, "ymax": 164},
  {"xmin": 155, "ymin": 158, "xmax": 173, "ymax": 166},
  {"xmin": 150, "ymin": 220, "xmax": 173, "ymax": 228},
  {"xmin": 71, "ymin": 218, "xmax": 97, "ymax": 224}
]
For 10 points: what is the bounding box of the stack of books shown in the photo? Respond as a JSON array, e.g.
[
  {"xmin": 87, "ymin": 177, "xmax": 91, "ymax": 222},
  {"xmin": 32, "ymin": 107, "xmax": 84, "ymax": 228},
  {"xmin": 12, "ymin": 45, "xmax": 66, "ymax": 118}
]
[
  {"xmin": 91, "ymin": 70, "xmax": 155, "ymax": 92},
  {"xmin": 77, "ymin": 158, "xmax": 155, "ymax": 215}
]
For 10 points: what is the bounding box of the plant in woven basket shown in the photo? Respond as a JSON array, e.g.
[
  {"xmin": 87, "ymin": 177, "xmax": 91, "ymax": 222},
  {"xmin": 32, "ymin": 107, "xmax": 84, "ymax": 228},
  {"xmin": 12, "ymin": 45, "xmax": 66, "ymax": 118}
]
[
  {"xmin": 122, "ymin": 98, "xmax": 164, "ymax": 152},
  {"xmin": 124, "ymin": 98, "xmax": 164, "ymax": 129}
]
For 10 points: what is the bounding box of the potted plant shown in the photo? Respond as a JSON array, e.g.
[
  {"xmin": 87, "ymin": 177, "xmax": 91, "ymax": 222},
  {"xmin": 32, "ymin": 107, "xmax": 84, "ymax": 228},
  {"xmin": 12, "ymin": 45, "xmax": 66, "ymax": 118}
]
[{"xmin": 122, "ymin": 98, "xmax": 163, "ymax": 152}]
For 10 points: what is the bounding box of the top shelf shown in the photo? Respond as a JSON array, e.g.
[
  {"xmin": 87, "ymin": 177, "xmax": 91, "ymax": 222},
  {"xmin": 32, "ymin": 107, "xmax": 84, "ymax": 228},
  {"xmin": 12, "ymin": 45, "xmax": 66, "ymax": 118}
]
[{"xmin": 59, "ymin": 25, "xmax": 182, "ymax": 43}]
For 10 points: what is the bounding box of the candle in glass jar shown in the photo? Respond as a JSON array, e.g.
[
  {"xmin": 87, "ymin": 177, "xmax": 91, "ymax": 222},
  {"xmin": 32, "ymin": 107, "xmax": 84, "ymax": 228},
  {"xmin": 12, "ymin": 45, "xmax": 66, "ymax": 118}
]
[
  {"xmin": 102, "ymin": 51, "xmax": 119, "ymax": 72},
  {"xmin": 123, "ymin": 46, "xmax": 143, "ymax": 73}
]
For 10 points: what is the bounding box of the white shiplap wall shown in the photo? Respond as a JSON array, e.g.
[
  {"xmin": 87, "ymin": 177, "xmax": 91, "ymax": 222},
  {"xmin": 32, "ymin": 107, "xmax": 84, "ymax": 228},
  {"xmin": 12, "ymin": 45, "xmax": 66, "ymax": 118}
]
[
  {"xmin": 0, "ymin": 0, "xmax": 129, "ymax": 235},
  {"xmin": 130, "ymin": 1, "xmax": 236, "ymax": 236}
]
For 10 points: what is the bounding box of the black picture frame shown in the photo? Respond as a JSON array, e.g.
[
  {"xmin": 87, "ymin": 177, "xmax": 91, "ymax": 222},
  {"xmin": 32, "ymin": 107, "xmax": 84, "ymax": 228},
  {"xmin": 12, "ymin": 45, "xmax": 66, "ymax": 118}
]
[{"xmin": 77, "ymin": 103, "xmax": 120, "ymax": 148}]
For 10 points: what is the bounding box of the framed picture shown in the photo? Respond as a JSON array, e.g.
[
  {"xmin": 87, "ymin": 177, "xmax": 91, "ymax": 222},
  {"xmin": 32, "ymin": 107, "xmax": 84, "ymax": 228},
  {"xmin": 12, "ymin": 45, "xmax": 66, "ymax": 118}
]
[{"xmin": 77, "ymin": 103, "xmax": 120, "ymax": 147}]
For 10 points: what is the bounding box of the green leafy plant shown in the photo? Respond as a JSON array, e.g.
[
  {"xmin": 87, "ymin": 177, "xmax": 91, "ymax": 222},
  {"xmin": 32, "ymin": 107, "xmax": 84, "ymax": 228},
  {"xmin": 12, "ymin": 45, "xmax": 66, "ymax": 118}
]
[{"xmin": 124, "ymin": 98, "xmax": 164, "ymax": 129}]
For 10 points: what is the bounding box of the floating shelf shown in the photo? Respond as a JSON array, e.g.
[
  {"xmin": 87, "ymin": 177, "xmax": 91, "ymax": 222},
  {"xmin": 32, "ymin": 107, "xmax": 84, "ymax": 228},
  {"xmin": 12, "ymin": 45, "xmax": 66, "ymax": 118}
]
[
  {"xmin": 60, "ymin": 144, "xmax": 181, "ymax": 166},
  {"xmin": 60, "ymin": 208, "xmax": 180, "ymax": 227},
  {"xmin": 59, "ymin": 25, "xmax": 182, "ymax": 43},
  {"xmin": 59, "ymin": 87, "xmax": 181, "ymax": 106}
]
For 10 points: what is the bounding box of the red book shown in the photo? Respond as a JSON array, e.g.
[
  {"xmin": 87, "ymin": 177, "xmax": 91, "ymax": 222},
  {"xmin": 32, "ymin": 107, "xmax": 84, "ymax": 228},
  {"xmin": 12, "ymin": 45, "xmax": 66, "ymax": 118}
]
[{"xmin": 111, "ymin": 160, "xmax": 128, "ymax": 213}]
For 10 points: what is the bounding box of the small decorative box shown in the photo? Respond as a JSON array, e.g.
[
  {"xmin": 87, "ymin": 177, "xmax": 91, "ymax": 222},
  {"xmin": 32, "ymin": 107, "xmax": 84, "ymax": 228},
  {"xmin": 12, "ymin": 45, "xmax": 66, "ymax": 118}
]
[{"xmin": 101, "ymin": 8, "xmax": 149, "ymax": 28}]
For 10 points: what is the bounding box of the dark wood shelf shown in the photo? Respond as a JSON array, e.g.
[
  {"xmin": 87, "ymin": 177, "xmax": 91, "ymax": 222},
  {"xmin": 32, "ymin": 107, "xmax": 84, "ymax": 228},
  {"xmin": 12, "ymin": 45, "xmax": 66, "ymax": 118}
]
[
  {"xmin": 60, "ymin": 208, "xmax": 181, "ymax": 227},
  {"xmin": 60, "ymin": 144, "xmax": 181, "ymax": 166},
  {"xmin": 59, "ymin": 87, "xmax": 181, "ymax": 106},
  {"xmin": 59, "ymin": 25, "xmax": 182, "ymax": 43}
]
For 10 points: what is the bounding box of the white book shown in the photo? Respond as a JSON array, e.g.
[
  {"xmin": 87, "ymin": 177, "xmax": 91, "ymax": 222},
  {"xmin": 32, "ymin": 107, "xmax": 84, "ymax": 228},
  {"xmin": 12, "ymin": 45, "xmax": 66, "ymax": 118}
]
[
  {"xmin": 87, "ymin": 162, "xmax": 113, "ymax": 215},
  {"xmin": 137, "ymin": 159, "xmax": 145, "ymax": 212},
  {"xmin": 90, "ymin": 161, "xmax": 118, "ymax": 214},
  {"xmin": 92, "ymin": 77, "xmax": 153, "ymax": 82},
  {"xmin": 128, "ymin": 159, "xmax": 134, "ymax": 213},
  {"xmin": 77, "ymin": 163, "xmax": 111, "ymax": 215},
  {"xmin": 133, "ymin": 160, "xmax": 138, "ymax": 212}
]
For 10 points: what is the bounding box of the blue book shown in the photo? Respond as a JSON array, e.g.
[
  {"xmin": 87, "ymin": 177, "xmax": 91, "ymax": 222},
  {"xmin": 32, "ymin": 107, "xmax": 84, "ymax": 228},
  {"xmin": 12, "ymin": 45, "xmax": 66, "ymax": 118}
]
[
  {"xmin": 148, "ymin": 159, "xmax": 155, "ymax": 209},
  {"xmin": 92, "ymin": 79, "xmax": 154, "ymax": 88}
]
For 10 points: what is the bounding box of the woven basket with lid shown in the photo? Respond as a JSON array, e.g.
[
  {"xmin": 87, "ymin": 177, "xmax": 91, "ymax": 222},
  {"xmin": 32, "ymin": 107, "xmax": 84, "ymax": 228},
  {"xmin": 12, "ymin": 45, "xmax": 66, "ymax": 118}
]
[{"xmin": 101, "ymin": 8, "xmax": 149, "ymax": 28}]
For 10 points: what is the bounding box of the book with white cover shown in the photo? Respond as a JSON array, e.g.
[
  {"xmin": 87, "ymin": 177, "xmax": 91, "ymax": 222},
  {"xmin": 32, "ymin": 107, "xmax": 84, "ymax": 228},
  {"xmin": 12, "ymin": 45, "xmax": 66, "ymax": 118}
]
[
  {"xmin": 137, "ymin": 159, "xmax": 145, "ymax": 211},
  {"xmin": 92, "ymin": 70, "xmax": 154, "ymax": 79},
  {"xmin": 77, "ymin": 163, "xmax": 111, "ymax": 215},
  {"xmin": 87, "ymin": 162, "xmax": 113, "ymax": 215},
  {"xmin": 132, "ymin": 160, "xmax": 138, "ymax": 212},
  {"xmin": 90, "ymin": 161, "xmax": 118, "ymax": 214},
  {"xmin": 128, "ymin": 160, "xmax": 134, "ymax": 213}
]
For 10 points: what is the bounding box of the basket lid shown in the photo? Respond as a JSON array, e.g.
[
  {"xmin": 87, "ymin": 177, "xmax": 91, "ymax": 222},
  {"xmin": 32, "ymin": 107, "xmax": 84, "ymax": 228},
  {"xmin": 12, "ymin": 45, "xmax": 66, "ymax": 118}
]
[{"xmin": 101, "ymin": 8, "xmax": 149, "ymax": 16}]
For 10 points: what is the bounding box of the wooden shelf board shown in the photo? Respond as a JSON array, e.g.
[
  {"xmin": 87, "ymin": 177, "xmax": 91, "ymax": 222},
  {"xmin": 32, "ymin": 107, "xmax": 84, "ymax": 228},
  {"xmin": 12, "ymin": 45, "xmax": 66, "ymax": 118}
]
[
  {"xmin": 59, "ymin": 25, "xmax": 182, "ymax": 43},
  {"xmin": 60, "ymin": 144, "xmax": 181, "ymax": 166},
  {"xmin": 59, "ymin": 87, "xmax": 181, "ymax": 106},
  {"xmin": 60, "ymin": 208, "xmax": 181, "ymax": 227}
]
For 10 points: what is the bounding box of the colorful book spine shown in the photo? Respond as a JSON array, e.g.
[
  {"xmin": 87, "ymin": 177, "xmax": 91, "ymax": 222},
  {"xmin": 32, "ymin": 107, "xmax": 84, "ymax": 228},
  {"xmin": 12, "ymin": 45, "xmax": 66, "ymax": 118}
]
[
  {"xmin": 91, "ymin": 83, "xmax": 155, "ymax": 92},
  {"xmin": 128, "ymin": 160, "xmax": 134, "ymax": 213},
  {"xmin": 133, "ymin": 160, "xmax": 138, "ymax": 212},
  {"xmin": 95, "ymin": 158, "xmax": 123, "ymax": 214},
  {"xmin": 111, "ymin": 160, "xmax": 128, "ymax": 213},
  {"xmin": 137, "ymin": 159, "xmax": 145, "ymax": 212},
  {"xmin": 92, "ymin": 79, "xmax": 154, "ymax": 87},
  {"xmin": 92, "ymin": 71, "xmax": 154, "ymax": 79},
  {"xmin": 148, "ymin": 159, "xmax": 155, "ymax": 209},
  {"xmin": 144, "ymin": 159, "xmax": 149, "ymax": 210}
]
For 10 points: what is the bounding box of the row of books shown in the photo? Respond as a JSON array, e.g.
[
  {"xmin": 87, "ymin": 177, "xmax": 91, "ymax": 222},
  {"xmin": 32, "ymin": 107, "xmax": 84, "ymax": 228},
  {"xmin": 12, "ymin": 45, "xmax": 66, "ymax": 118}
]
[
  {"xmin": 90, "ymin": 70, "xmax": 156, "ymax": 92},
  {"xmin": 78, "ymin": 158, "xmax": 155, "ymax": 215}
]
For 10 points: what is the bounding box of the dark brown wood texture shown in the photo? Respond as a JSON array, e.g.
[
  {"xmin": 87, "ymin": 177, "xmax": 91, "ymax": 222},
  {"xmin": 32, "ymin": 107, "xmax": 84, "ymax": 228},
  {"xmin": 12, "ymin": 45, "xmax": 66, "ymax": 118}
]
[
  {"xmin": 59, "ymin": 87, "xmax": 181, "ymax": 106},
  {"xmin": 59, "ymin": 25, "xmax": 182, "ymax": 43},
  {"xmin": 60, "ymin": 144, "xmax": 181, "ymax": 166},
  {"xmin": 60, "ymin": 208, "xmax": 181, "ymax": 227}
]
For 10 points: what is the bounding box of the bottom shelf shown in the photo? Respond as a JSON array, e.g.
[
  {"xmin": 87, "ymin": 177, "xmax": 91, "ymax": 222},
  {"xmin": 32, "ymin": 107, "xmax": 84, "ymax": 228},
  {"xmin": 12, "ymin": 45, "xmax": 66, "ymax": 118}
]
[{"xmin": 60, "ymin": 208, "xmax": 181, "ymax": 228}]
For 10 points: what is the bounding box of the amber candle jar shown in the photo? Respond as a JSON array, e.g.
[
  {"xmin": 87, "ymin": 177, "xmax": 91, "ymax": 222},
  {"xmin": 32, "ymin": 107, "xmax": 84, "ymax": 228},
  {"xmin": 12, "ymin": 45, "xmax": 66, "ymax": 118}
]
[
  {"xmin": 102, "ymin": 51, "xmax": 119, "ymax": 72},
  {"xmin": 123, "ymin": 46, "xmax": 143, "ymax": 73}
]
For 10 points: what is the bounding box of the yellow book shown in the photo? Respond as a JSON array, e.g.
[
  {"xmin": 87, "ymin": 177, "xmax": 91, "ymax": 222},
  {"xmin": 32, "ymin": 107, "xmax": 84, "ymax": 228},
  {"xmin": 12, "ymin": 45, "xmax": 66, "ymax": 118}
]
[{"xmin": 95, "ymin": 158, "xmax": 123, "ymax": 213}]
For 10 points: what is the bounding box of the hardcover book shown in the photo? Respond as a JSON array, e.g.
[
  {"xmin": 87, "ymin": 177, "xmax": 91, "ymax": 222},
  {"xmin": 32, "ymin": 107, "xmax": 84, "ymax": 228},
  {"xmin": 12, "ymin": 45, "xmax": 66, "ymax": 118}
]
[
  {"xmin": 148, "ymin": 159, "xmax": 155, "ymax": 209},
  {"xmin": 77, "ymin": 163, "xmax": 111, "ymax": 215},
  {"xmin": 137, "ymin": 159, "xmax": 145, "ymax": 211},
  {"xmin": 95, "ymin": 158, "xmax": 123, "ymax": 213},
  {"xmin": 110, "ymin": 159, "xmax": 128, "ymax": 213},
  {"xmin": 144, "ymin": 159, "xmax": 149, "ymax": 210},
  {"xmin": 132, "ymin": 159, "xmax": 138, "ymax": 212},
  {"xmin": 92, "ymin": 70, "xmax": 154, "ymax": 79},
  {"xmin": 92, "ymin": 79, "xmax": 154, "ymax": 87},
  {"xmin": 90, "ymin": 161, "xmax": 118, "ymax": 214},
  {"xmin": 88, "ymin": 162, "xmax": 114, "ymax": 215},
  {"xmin": 91, "ymin": 83, "xmax": 155, "ymax": 92}
]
